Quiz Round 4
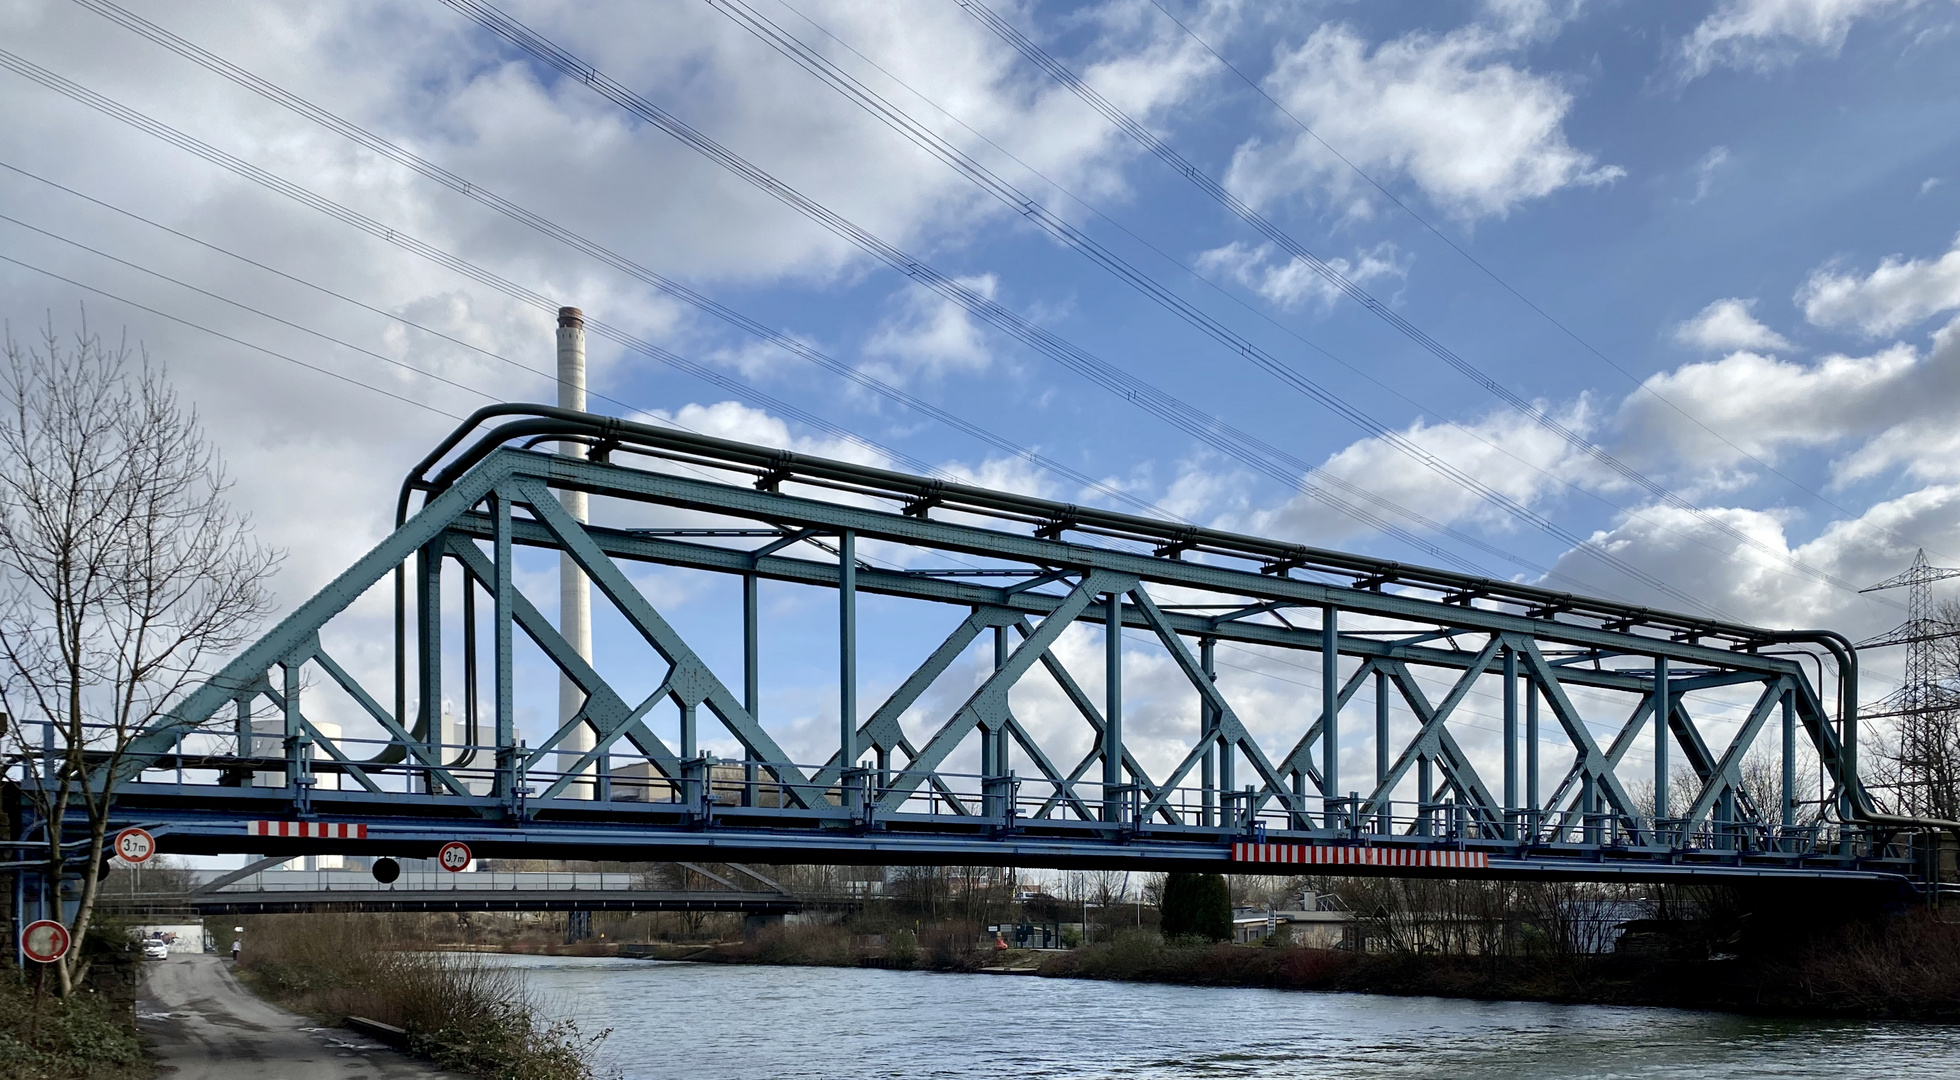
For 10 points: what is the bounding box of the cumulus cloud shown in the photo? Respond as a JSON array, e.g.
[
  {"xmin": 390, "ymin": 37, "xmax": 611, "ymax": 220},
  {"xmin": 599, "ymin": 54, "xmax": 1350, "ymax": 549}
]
[
  {"xmin": 1797, "ymin": 232, "xmax": 1960, "ymax": 334},
  {"xmin": 1194, "ymin": 240, "xmax": 1408, "ymax": 311},
  {"xmin": 1620, "ymin": 340, "xmax": 1922, "ymax": 472},
  {"xmin": 1226, "ymin": 21, "xmax": 1622, "ymax": 221},
  {"xmin": 860, "ymin": 275, "xmax": 997, "ymax": 383},
  {"xmin": 1678, "ymin": 0, "xmax": 1927, "ymax": 79},
  {"xmin": 1673, "ymin": 298, "xmax": 1793, "ymax": 352},
  {"xmin": 1223, "ymin": 399, "xmax": 1601, "ymax": 548}
]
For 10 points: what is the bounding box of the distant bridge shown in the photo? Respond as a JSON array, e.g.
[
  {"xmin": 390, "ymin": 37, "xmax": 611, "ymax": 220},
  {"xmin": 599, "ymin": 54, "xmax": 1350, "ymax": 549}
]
[
  {"xmin": 102, "ymin": 866, "xmax": 809, "ymax": 916},
  {"xmin": 9, "ymin": 405, "xmax": 1942, "ymax": 902}
]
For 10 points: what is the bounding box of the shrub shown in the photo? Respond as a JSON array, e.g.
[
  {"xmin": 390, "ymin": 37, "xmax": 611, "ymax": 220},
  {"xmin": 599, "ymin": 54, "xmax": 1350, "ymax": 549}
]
[
  {"xmin": 236, "ymin": 914, "xmax": 605, "ymax": 1080},
  {"xmin": 0, "ymin": 972, "xmax": 147, "ymax": 1080},
  {"xmin": 1160, "ymin": 872, "xmax": 1233, "ymax": 942}
]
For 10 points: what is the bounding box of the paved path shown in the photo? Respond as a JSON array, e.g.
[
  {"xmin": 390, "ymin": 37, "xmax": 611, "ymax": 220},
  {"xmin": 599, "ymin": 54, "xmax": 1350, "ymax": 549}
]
[{"xmin": 137, "ymin": 952, "xmax": 465, "ymax": 1079}]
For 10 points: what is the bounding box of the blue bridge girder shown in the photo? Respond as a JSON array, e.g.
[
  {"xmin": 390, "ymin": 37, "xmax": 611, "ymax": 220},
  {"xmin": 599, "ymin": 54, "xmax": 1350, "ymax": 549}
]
[{"xmin": 20, "ymin": 404, "xmax": 1930, "ymax": 888}]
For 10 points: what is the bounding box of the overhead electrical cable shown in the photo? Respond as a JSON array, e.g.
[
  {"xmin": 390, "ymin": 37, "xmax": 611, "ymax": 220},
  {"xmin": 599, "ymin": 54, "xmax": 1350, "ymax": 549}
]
[
  {"xmin": 1135, "ymin": 0, "xmax": 1943, "ymax": 566},
  {"xmin": 428, "ymin": 0, "xmax": 1737, "ymax": 614},
  {"xmin": 54, "ymin": 0, "xmax": 1189, "ymax": 524},
  {"xmin": 752, "ymin": 0, "xmax": 1869, "ymax": 618},
  {"xmin": 9, "ymin": 30, "xmax": 1550, "ymax": 582},
  {"xmin": 708, "ymin": 0, "xmax": 1700, "ymax": 597},
  {"xmin": 945, "ymin": 0, "xmax": 1870, "ymax": 601},
  {"xmin": 0, "ymin": 251, "xmax": 463, "ymax": 420}
]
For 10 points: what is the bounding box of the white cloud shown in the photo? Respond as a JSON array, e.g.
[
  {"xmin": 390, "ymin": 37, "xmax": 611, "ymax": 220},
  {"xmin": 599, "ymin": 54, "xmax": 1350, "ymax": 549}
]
[
  {"xmin": 860, "ymin": 275, "xmax": 997, "ymax": 383},
  {"xmin": 1619, "ymin": 341, "xmax": 1919, "ymax": 471},
  {"xmin": 0, "ymin": 0, "xmax": 1225, "ymax": 616},
  {"xmin": 1224, "ymin": 400, "xmax": 1601, "ymax": 547},
  {"xmin": 1194, "ymin": 240, "xmax": 1408, "ymax": 311},
  {"xmin": 1797, "ymin": 232, "xmax": 1960, "ymax": 334},
  {"xmin": 1673, "ymin": 297, "xmax": 1792, "ymax": 352},
  {"xmin": 1693, "ymin": 145, "xmax": 1731, "ymax": 201},
  {"xmin": 1922, "ymin": 177, "xmax": 1945, "ymax": 196},
  {"xmin": 1226, "ymin": 21, "xmax": 1622, "ymax": 221},
  {"xmin": 1678, "ymin": 0, "xmax": 1927, "ymax": 79},
  {"xmin": 1480, "ymin": 0, "xmax": 1590, "ymax": 42}
]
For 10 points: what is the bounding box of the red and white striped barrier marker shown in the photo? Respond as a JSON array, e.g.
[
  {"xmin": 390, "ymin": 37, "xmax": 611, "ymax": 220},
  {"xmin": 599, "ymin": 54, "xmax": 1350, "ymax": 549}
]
[
  {"xmin": 1232, "ymin": 842, "xmax": 1489, "ymax": 870},
  {"xmin": 247, "ymin": 820, "xmax": 368, "ymax": 839}
]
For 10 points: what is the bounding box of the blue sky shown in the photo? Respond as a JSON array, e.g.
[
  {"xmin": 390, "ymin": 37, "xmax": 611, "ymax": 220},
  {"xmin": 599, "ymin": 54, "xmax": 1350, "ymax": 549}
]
[{"xmin": 5, "ymin": 0, "xmax": 1960, "ymax": 784}]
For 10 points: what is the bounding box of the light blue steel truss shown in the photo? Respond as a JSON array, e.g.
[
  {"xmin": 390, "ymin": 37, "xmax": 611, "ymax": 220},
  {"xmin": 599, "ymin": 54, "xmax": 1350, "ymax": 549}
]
[{"xmin": 16, "ymin": 405, "xmax": 1926, "ymax": 885}]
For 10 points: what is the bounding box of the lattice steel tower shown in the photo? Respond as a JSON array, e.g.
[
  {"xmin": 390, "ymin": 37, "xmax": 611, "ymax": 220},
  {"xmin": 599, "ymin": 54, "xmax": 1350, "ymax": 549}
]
[{"xmin": 1860, "ymin": 549, "xmax": 1960, "ymax": 815}]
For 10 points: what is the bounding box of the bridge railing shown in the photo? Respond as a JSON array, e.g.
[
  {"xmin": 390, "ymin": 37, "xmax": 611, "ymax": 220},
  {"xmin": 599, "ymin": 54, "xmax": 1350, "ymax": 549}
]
[{"xmin": 28, "ymin": 708, "xmax": 1900, "ymax": 865}]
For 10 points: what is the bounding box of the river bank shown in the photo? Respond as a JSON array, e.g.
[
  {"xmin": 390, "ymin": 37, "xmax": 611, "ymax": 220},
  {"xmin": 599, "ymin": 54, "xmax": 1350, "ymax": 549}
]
[
  {"xmin": 232, "ymin": 914, "xmax": 607, "ymax": 1080},
  {"xmin": 504, "ymin": 953, "xmax": 1960, "ymax": 1080},
  {"xmin": 583, "ymin": 910, "xmax": 1960, "ymax": 1022}
]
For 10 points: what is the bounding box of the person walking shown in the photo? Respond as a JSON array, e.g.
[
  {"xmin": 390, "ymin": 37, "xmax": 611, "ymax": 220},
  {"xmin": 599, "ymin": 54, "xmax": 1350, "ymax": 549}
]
[{"xmin": 231, "ymin": 938, "xmax": 241, "ymax": 962}]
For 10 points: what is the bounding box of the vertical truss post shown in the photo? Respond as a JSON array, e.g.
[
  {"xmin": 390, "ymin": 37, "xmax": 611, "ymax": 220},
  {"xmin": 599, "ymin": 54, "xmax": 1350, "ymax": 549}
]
[
  {"xmin": 1216, "ymin": 645, "xmax": 1235, "ymax": 820},
  {"xmin": 493, "ymin": 492, "xmax": 515, "ymax": 800},
  {"xmin": 1525, "ymin": 676, "xmax": 1540, "ymax": 818},
  {"xmin": 1417, "ymin": 754, "xmax": 1433, "ymax": 835},
  {"xmin": 233, "ymin": 697, "xmax": 251, "ymax": 781},
  {"xmin": 416, "ymin": 540, "xmax": 442, "ymax": 793},
  {"xmin": 1374, "ymin": 667, "xmax": 1390, "ymax": 834},
  {"xmin": 1104, "ymin": 591, "xmax": 1129, "ymax": 823},
  {"xmin": 743, "ymin": 571, "xmax": 759, "ymax": 807},
  {"xmin": 1781, "ymin": 687, "xmax": 1797, "ymax": 831},
  {"xmin": 680, "ymin": 700, "xmax": 698, "ymax": 808},
  {"xmin": 839, "ymin": 529, "xmax": 858, "ymax": 812},
  {"xmin": 1503, "ymin": 646, "xmax": 1519, "ymax": 839},
  {"xmin": 461, "ymin": 580, "xmax": 478, "ymax": 771},
  {"xmin": 1321, "ymin": 604, "xmax": 1339, "ymax": 829},
  {"xmin": 1200, "ymin": 636, "xmax": 1216, "ymax": 828},
  {"xmin": 281, "ymin": 658, "xmax": 303, "ymax": 795},
  {"xmin": 1654, "ymin": 655, "xmax": 1671, "ymax": 837},
  {"xmin": 1581, "ymin": 771, "xmax": 1598, "ymax": 843},
  {"xmin": 987, "ymin": 624, "xmax": 1009, "ymax": 819}
]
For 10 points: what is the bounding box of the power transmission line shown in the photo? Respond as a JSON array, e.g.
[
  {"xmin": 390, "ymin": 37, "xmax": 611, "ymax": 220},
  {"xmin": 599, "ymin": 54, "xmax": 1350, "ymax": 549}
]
[
  {"xmin": 1135, "ymin": 0, "xmax": 1947, "ymax": 567},
  {"xmin": 707, "ymin": 0, "xmax": 1726, "ymax": 615},
  {"xmin": 753, "ymin": 0, "xmax": 1899, "ymax": 619},
  {"xmin": 0, "ymin": 251, "xmax": 463, "ymax": 420},
  {"xmin": 2, "ymin": 32, "xmax": 1552, "ymax": 584},
  {"xmin": 430, "ymin": 0, "xmax": 1751, "ymax": 617},
  {"xmin": 949, "ymin": 0, "xmax": 1875, "ymax": 603}
]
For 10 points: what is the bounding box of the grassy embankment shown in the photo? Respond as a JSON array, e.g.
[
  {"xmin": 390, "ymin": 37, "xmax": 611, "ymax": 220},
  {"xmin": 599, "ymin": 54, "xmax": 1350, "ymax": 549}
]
[
  {"xmin": 638, "ymin": 911, "xmax": 1960, "ymax": 1020},
  {"xmin": 0, "ymin": 937, "xmax": 149, "ymax": 1080},
  {"xmin": 235, "ymin": 914, "xmax": 607, "ymax": 1080},
  {"xmin": 1049, "ymin": 911, "xmax": 1960, "ymax": 1019}
]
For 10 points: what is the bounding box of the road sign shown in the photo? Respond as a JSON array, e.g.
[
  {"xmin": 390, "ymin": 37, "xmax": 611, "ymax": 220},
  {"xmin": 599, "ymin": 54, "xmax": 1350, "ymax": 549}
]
[
  {"xmin": 21, "ymin": 920, "xmax": 70, "ymax": 964},
  {"xmin": 114, "ymin": 827, "xmax": 156, "ymax": 864},
  {"xmin": 437, "ymin": 841, "xmax": 472, "ymax": 873}
]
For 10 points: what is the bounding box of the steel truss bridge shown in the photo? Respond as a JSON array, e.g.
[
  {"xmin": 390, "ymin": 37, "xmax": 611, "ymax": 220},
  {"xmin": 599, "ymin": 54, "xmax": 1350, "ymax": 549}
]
[
  {"xmin": 101, "ymin": 867, "xmax": 806, "ymax": 917},
  {"xmin": 10, "ymin": 405, "xmax": 1941, "ymax": 895}
]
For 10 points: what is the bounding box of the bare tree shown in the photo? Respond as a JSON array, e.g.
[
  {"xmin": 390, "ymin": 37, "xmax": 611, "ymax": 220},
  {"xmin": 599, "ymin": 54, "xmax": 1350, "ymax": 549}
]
[{"xmin": 0, "ymin": 322, "xmax": 276, "ymax": 994}]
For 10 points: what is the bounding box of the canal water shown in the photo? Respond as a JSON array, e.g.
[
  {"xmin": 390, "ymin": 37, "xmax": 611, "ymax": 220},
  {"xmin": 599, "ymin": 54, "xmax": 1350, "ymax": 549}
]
[{"xmin": 498, "ymin": 954, "xmax": 1960, "ymax": 1079}]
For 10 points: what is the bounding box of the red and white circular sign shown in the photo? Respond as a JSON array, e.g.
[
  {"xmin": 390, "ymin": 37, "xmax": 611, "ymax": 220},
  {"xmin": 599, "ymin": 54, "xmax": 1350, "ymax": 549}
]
[
  {"xmin": 437, "ymin": 841, "xmax": 473, "ymax": 873},
  {"xmin": 21, "ymin": 920, "xmax": 70, "ymax": 964},
  {"xmin": 114, "ymin": 827, "xmax": 156, "ymax": 864}
]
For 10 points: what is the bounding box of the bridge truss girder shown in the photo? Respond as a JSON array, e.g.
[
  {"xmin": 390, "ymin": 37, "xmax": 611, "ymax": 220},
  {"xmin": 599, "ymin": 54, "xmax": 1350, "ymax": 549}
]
[{"xmin": 72, "ymin": 410, "xmax": 1904, "ymax": 883}]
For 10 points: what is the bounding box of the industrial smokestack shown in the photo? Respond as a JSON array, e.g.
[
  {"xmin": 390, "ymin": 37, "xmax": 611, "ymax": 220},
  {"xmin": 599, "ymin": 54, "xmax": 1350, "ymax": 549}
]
[{"xmin": 556, "ymin": 307, "xmax": 594, "ymax": 798}]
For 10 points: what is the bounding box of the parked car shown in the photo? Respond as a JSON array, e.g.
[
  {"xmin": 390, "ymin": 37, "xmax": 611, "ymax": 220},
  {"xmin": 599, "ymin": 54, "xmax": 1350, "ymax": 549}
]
[{"xmin": 141, "ymin": 939, "xmax": 170, "ymax": 960}]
